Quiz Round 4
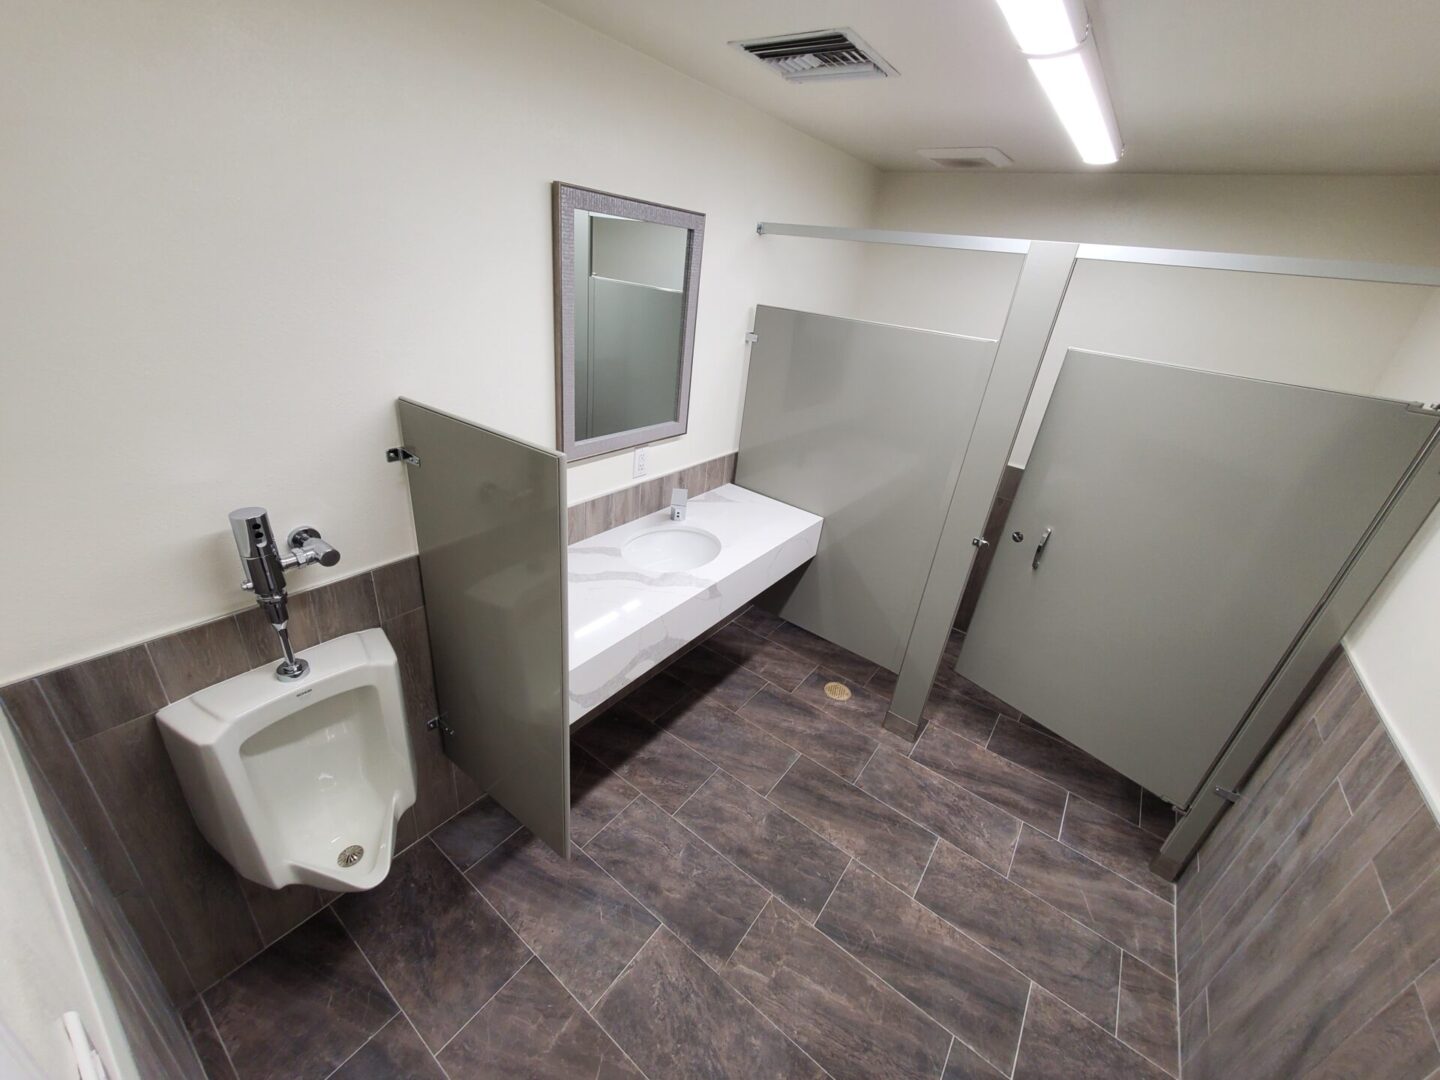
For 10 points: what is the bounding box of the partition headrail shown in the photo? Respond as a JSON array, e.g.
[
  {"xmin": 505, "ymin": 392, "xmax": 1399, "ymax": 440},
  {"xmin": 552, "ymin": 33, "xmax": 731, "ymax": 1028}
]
[{"xmin": 756, "ymin": 221, "xmax": 1440, "ymax": 287}]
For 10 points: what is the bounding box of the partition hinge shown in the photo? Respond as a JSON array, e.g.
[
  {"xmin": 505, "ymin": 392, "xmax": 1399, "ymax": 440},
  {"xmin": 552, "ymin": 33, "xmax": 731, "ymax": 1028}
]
[
  {"xmin": 744, "ymin": 332, "xmax": 759, "ymax": 344},
  {"xmin": 386, "ymin": 447, "xmax": 421, "ymax": 467},
  {"xmin": 1214, "ymin": 786, "xmax": 1243, "ymax": 804},
  {"xmin": 428, "ymin": 716, "xmax": 454, "ymax": 737}
]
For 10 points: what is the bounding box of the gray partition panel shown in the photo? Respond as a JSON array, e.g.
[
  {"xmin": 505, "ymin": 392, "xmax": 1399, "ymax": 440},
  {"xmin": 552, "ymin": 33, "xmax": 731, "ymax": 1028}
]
[
  {"xmin": 736, "ymin": 307, "xmax": 997, "ymax": 672},
  {"xmin": 396, "ymin": 399, "xmax": 569, "ymax": 855},
  {"xmin": 955, "ymin": 352, "xmax": 1436, "ymax": 806}
]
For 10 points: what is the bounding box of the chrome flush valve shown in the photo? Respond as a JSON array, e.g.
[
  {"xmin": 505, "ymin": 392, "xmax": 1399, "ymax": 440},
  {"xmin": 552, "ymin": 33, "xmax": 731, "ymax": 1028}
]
[{"xmin": 229, "ymin": 508, "xmax": 342, "ymax": 681}]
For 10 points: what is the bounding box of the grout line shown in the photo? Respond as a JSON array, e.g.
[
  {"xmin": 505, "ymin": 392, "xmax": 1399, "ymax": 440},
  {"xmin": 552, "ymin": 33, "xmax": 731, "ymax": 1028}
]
[
  {"xmin": 911, "ymin": 836, "xmax": 940, "ymax": 898},
  {"xmin": 721, "ymin": 889, "xmax": 773, "ymax": 968},
  {"xmin": 1415, "ymin": 974, "xmax": 1440, "ymax": 1057},
  {"xmin": 325, "ymin": 908, "xmax": 425, "ymax": 1060},
  {"xmin": 579, "ymin": 794, "xmax": 640, "ymax": 851},
  {"xmin": 1010, "ymin": 982, "xmax": 1034, "ymax": 1078},
  {"xmin": 535, "ymin": 953, "xmax": 658, "ymax": 1080},
  {"xmin": 411, "ymin": 1011, "xmax": 455, "ymax": 1080},
  {"xmin": 668, "ymin": 768, "xmax": 712, "ymax": 820},
  {"xmin": 1115, "ymin": 953, "xmax": 1125, "ymax": 1036},
  {"xmin": 320, "ymin": 1014, "xmax": 395, "ymax": 1080},
  {"xmin": 194, "ymin": 994, "xmax": 242, "ymax": 1080},
  {"xmin": 1111, "ymin": 953, "xmax": 1185, "ymax": 1078},
  {"xmin": 1035, "ymin": 977, "xmax": 1172, "ymax": 1074},
  {"xmin": 983, "ymin": 713, "xmax": 1001, "ymax": 748},
  {"xmin": 590, "ymin": 924, "xmax": 663, "ymax": 1015},
  {"xmin": 856, "ymin": 743, "xmax": 882, "ymax": 781},
  {"xmin": 432, "ymin": 953, "xmax": 532, "ymax": 1058},
  {"xmin": 811, "ymin": 859, "xmax": 852, "ymax": 926},
  {"xmin": 939, "ymin": 1037, "xmax": 954, "ymax": 1079},
  {"xmin": 1005, "ymin": 825, "xmax": 1022, "ymax": 878},
  {"xmin": 703, "ymin": 896, "xmax": 839, "ymax": 1080},
  {"xmin": 588, "ymin": 790, "xmax": 789, "ymax": 972},
  {"xmin": 934, "ymin": 832, "xmax": 1176, "ymax": 981},
  {"xmin": 811, "ymin": 847, "xmax": 1035, "ymax": 1066},
  {"xmin": 764, "ymin": 751, "xmax": 799, "ymax": 798},
  {"xmin": 1057, "ymin": 792, "xmax": 1071, "ymax": 837}
]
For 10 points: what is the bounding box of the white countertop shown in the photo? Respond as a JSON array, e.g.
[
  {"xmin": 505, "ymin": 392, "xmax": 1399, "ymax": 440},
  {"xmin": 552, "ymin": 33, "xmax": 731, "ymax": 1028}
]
[{"xmin": 566, "ymin": 484, "xmax": 823, "ymax": 723}]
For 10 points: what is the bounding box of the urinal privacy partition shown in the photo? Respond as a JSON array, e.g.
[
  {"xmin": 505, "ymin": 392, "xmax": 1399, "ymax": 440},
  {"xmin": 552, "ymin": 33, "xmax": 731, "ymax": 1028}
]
[{"xmin": 396, "ymin": 399, "xmax": 570, "ymax": 856}]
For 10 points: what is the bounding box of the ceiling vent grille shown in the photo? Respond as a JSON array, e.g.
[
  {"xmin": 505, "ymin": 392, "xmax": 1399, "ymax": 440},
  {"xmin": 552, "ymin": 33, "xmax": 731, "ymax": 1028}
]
[
  {"xmin": 918, "ymin": 147, "xmax": 1015, "ymax": 170},
  {"xmin": 731, "ymin": 29, "xmax": 897, "ymax": 83}
]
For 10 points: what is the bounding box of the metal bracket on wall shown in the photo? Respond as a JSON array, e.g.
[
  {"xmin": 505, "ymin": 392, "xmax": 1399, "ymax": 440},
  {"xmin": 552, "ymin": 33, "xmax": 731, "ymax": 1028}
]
[
  {"xmin": 427, "ymin": 716, "xmax": 455, "ymax": 737},
  {"xmin": 386, "ymin": 446, "xmax": 421, "ymax": 467},
  {"xmin": 1214, "ymin": 786, "xmax": 1243, "ymax": 804},
  {"xmin": 745, "ymin": 332, "xmax": 759, "ymax": 344}
]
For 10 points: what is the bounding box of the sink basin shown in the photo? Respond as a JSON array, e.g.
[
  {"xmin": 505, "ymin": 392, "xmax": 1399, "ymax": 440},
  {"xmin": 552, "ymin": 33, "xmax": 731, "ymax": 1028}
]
[{"xmin": 622, "ymin": 526, "xmax": 722, "ymax": 573}]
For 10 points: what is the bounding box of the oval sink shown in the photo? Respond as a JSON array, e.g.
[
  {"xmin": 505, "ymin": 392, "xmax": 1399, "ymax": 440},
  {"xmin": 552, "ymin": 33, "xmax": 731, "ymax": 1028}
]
[{"xmin": 622, "ymin": 526, "xmax": 722, "ymax": 574}]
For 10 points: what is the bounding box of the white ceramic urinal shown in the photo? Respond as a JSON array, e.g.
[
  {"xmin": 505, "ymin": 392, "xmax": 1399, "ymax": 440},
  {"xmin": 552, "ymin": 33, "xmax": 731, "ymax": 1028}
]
[{"xmin": 156, "ymin": 628, "xmax": 417, "ymax": 892}]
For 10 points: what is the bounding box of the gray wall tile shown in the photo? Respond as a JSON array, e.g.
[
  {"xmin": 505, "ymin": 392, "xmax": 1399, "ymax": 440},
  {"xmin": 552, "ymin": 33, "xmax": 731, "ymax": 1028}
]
[
  {"xmin": 39, "ymin": 644, "xmax": 167, "ymax": 741},
  {"xmin": 1175, "ymin": 653, "xmax": 1440, "ymax": 1080},
  {"xmin": 565, "ymin": 452, "xmax": 738, "ymax": 542}
]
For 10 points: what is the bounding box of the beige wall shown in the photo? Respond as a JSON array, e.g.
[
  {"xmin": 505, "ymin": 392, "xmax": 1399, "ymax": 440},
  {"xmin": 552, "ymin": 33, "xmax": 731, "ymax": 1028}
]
[
  {"xmin": 0, "ymin": 0, "xmax": 877, "ymax": 681},
  {"xmin": 1348, "ymin": 291, "xmax": 1440, "ymax": 819},
  {"xmin": 873, "ymin": 173, "xmax": 1440, "ymax": 262},
  {"xmin": 871, "ymin": 170, "xmax": 1440, "ymax": 802}
]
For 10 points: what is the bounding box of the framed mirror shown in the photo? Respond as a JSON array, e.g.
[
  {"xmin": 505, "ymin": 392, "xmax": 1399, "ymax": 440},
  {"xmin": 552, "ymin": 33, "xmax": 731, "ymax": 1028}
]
[{"xmin": 553, "ymin": 182, "xmax": 705, "ymax": 460}]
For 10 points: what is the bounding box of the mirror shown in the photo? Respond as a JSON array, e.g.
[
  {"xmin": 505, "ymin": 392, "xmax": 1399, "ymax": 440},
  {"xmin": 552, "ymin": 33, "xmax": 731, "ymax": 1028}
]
[{"xmin": 554, "ymin": 183, "xmax": 705, "ymax": 460}]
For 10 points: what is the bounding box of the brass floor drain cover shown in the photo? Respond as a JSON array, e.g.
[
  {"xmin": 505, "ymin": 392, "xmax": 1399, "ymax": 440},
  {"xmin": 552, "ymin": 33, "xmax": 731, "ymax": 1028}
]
[
  {"xmin": 823, "ymin": 681, "xmax": 852, "ymax": 702},
  {"xmin": 337, "ymin": 845, "xmax": 364, "ymax": 868}
]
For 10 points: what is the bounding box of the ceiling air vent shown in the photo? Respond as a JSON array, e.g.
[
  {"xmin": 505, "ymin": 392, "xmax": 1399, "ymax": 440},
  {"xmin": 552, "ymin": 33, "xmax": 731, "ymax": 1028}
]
[
  {"xmin": 918, "ymin": 147, "xmax": 1014, "ymax": 170},
  {"xmin": 731, "ymin": 29, "xmax": 897, "ymax": 83}
]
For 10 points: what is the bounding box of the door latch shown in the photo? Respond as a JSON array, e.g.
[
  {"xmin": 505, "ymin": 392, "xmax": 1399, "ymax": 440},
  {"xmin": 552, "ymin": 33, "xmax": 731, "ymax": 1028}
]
[{"xmin": 1031, "ymin": 527, "xmax": 1053, "ymax": 570}]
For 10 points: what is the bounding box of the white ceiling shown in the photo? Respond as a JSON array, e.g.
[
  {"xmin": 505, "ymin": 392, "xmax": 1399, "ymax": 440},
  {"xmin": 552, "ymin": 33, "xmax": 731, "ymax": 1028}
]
[{"xmin": 537, "ymin": 0, "xmax": 1440, "ymax": 173}]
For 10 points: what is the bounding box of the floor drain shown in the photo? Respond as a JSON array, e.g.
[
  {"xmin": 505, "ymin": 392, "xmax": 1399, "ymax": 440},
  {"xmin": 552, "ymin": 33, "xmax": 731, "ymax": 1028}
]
[
  {"xmin": 824, "ymin": 681, "xmax": 852, "ymax": 702},
  {"xmin": 337, "ymin": 845, "xmax": 364, "ymax": 868}
]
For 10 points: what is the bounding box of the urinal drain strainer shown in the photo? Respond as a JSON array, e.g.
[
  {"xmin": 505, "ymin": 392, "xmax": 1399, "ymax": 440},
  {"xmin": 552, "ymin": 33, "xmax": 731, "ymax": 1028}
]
[{"xmin": 337, "ymin": 845, "xmax": 364, "ymax": 868}]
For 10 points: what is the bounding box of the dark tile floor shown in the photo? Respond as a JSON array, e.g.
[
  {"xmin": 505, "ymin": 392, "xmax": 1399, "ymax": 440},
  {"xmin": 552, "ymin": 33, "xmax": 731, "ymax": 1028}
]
[{"xmin": 186, "ymin": 609, "xmax": 1179, "ymax": 1079}]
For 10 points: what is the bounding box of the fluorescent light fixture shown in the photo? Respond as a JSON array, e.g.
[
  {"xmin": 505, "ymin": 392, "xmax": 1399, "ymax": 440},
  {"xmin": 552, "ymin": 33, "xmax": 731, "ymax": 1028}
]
[
  {"xmin": 994, "ymin": 0, "xmax": 1084, "ymax": 54},
  {"xmin": 993, "ymin": 0, "xmax": 1122, "ymax": 166}
]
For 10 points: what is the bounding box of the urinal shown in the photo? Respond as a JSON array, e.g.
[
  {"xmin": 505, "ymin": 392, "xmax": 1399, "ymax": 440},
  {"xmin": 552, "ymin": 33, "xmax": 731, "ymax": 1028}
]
[{"xmin": 157, "ymin": 628, "xmax": 417, "ymax": 892}]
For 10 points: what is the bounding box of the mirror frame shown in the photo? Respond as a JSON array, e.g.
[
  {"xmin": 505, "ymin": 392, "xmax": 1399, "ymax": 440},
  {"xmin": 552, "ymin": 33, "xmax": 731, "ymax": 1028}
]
[{"xmin": 553, "ymin": 182, "xmax": 705, "ymax": 460}]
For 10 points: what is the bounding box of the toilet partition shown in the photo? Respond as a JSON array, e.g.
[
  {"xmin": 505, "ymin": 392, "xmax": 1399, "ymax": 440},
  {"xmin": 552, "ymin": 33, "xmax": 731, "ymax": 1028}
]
[{"xmin": 753, "ymin": 222, "xmax": 1440, "ymax": 877}]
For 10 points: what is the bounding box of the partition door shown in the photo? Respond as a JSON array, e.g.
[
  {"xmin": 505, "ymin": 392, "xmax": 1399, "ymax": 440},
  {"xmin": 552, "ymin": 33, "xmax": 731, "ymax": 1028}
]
[
  {"xmin": 396, "ymin": 399, "xmax": 570, "ymax": 855},
  {"xmin": 955, "ymin": 351, "xmax": 1436, "ymax": 806}
]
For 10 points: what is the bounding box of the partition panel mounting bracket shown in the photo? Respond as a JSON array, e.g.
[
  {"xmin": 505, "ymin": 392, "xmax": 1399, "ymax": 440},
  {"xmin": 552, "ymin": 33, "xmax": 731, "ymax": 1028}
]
[{"xmin": 386, "ymin": 446, "xmax": 421, "ymax": 467}]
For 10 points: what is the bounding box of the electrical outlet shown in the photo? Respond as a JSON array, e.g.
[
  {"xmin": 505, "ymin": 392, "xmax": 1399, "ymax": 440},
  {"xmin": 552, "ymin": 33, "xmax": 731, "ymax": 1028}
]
[{"xmin": 632, "ymin": 447, "xmax": 649, "ymax": 478}]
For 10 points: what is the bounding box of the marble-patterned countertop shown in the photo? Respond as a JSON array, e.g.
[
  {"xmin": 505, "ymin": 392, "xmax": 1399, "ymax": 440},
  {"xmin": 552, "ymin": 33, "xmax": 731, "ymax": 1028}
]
[{"xmin": 566, "ymin": 484, "xmax": 822, "ymax": 724}]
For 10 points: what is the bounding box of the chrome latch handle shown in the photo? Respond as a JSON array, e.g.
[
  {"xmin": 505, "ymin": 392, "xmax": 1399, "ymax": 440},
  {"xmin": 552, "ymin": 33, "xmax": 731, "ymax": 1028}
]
[{"xmin": 1031, "ymin": 528, "xmax": 1053, "ymax": 571}]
